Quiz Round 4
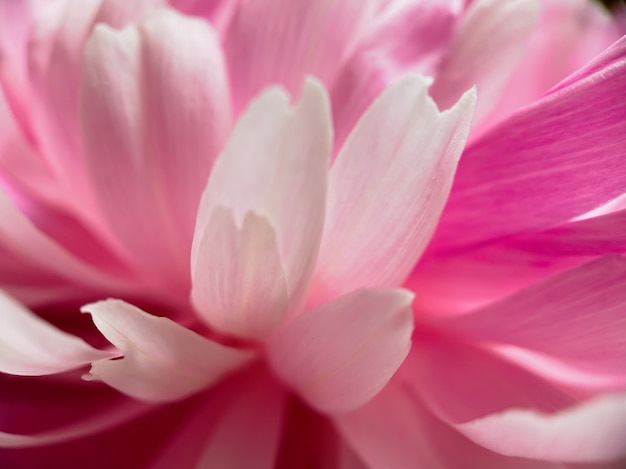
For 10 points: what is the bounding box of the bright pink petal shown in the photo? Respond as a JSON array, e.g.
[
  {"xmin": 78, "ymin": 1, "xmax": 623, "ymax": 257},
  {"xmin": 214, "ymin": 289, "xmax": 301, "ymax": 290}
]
[
  {"xmin": 223, "ymin": 0, "xmax": 374, "ymax": 115},
  {"xmin": 311, "ymin": 75, "xmax": 475, "ymax": 305},
  {"xmin": 191, "ymin": 209, "xmax": 289, "ymax": 340},
  {"xmin": 192, "ymin": 79, "xmax": 332, "ymax": 321},
  {"xmin": 429, "ymin": 35, "xmax": 626, "ymax": 256},
  {"xmin": 0, "ymin": 291, "xmax": 113, "ymax": 376},
  {"xmin": 430, "ymin": 0, "xmax": 539, "ymax": 127},
  {"xmin": 335, "ymin": 378, "xmax": 556, "ymax": 469},
  {"xmin": 81, "ymin": 299, "xmax": 253, "ymax": 403},
  {"xmin": 509, "ymin": 208, "xmax": 626, "ymax": 256},
  {"xmin": 458, "ymin": 394, "xmax": 626, "ymax": 463},
  {"xmin": 408, "ymin": 206, "xmax": 626, "ymax": 316},
  {"xmin": 268, "ymin": 288, "xmax": 414, "ymax": 413},
  {"xmin": 430, "ymin": 255, "xmax": 626, "ymax": 383},
  {"xmin": 405, "ymin": 330, "xmax": 575, "ymax": 425},
  {"xmin": 80, "ymin": 10, "xmax": 230, "ymax": 289},
  {"xmin": 330, "ymin": 0, "xmax": 461, "ymax": 151}
]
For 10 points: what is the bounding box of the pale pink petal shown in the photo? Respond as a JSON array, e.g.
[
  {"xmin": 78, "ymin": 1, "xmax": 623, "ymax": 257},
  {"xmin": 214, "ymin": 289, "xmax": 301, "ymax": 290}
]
[
  {"xmin": 137, "ymin": 9, "xmax": 232, "ymax": 248},
  {"xmin": 268, "ymin": 288, "xmax": 414, "ymax": 413},
  {"xmin": 0, "ymin": 0, "xmax": 37, "ymax": 141},
  {"xmin": 335, "ymin": 378, "xmax": 556, "ymax": 469},
  {"xmin": 27, "ymin": 0, "xmax": 101, "ymax": 181},
  {"xmin": 0, "ymin": 186, "xmax": 129, "ymax": 295},
  {"xmin": 193, "ymin": 79, "xmax": 332, "ymax": 319},
  {"xmin": 430, "ymin": 255, "xmax": 626, "ymax": 383},
  {"xmin": 169, "ymin": 0, "xmax": 236, "ymax": 27},
  {"xmin": 430, "ymin": 0, "xmax": 539, "ymax": 127},
  {"xmin": 0, "ymin": 291, "xmax": 113, "ymax": 376},
  {"xmin": 429, "ymin": 35, "xmax": 626, "ymax": 257},
  {"xmin": 94, "ymin": 0, "xmax": 165, "ymax": 27},
  {"xmin": 311, "ymin": 75, "xmax": 475, "ymax": 305},
  {"xmin": 484, "ymin": 0, "xmax": 625, "ymax": 134},
  {"xmin": 80, "ymin": 10, "xmax": 230, "ymax": 289},
  {"xmin": 27, "ymin": 0, "xmax": 163, "ymax": 180},
  {"xmin": 223, "ymin": 0, "xmax": 375, "ymax": 114},
  {"xmin": 81, "ymin": 299, "xmax": 253, "ymax": 403},
  {"xmin": 191, "ymin": 209, "xmax": 289, "ymax": 340},
  {"xmin": 458, "ymin": 394, "xmax": 626, "ymax": 463},
  {"xmin": 153, "ymin": 368, "xmax": 286, "ymax": 469},
  {"xmin": 330, "ymin": 0, "xmax": 461, "ymax": 151}
]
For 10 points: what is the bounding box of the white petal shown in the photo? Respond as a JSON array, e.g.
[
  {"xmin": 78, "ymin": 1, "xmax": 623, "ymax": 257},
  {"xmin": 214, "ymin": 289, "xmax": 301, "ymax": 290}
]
[
  {"xmin": 0, "ymin": 291, "xmax": 113, "ymax": 376},
  {"xmin": 311, "ymin": 74, "xmax": 475, "ymax": 305},
  {"xmin": 192, "ymin": 78, "xmax": 332, "ymax": 329},
  {"xmin": 191, "ymin": 208, "xmax": 288, "ymax": 340},
  {"xmin": 82, "ymin": 299, "xmax": 253, "ymax": 402}
]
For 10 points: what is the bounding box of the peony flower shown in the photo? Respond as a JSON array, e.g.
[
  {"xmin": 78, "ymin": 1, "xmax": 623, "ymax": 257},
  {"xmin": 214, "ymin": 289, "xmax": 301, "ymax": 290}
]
[{"xmin": 0, "ymin": 0, "xmax": 625, "ymax": 467}]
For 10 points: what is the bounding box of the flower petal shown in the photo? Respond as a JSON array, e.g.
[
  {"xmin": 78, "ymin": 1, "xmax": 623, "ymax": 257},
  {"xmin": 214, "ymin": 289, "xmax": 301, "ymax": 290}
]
[
  {"xmin": 311, "ymin": 74, "xmax": 475, "ymax": 305},
  {"xmin": 405, "ymin": 330, "xmax": 575, "ymax": 425},
  {"xmin": 223, "ymin": 0, "xmax": 374, "ymax": 114},
  {"xmin": 0, "ymin": 183, "xmax": 126, "ymax": 292},
  {"xmin": 82, "ymin": 299, "xmax": 253, "ymax": 403},
  {"xmin": 429, "ymin": 35, "xmax": 626, "ymax": 256},
  {"xmin": 330, "ymin": 0, "xmax": 461, "ymax": 152},
  {"xmin": 335, "ymin": 378, "xmax": 557, "ymax": 469},
  {"xmin": 457, "ymin": 394, "xmax": 626, "ymax": 463},
  {"xmin": 153, "ymin": 368, "xmax": 286, "ymax": 469},
  {"xmin": 193, "ymin": 78, "xmax": 332, "ymax": 320},
  {"xmin": 0, "ymin": 291, "xmax": 113, "ymax": 376},
  {"xmin": 430, "ymin": 0, "xmax": 539, "ymax": 127},
  {"xmin": 0, "ymin": 379, "xmax": 151, "ymax": 448},
  {"xmin": 191, "ymin": 208, "xmax": 289, "ymax": 340},
  {"xmin": 483, "ymin": 0, "xmax": 625, "ymax": 134},
  {"xmin": 80, "ymin": 9, "xmax": 231, "ymax": 288},
  {"xmin": 430, "ymin": 255, "xmax": 626, "ymax": 383},
  {"xmin": 268, "ymin": 288, "xmax": 414, "ymax": 413}
]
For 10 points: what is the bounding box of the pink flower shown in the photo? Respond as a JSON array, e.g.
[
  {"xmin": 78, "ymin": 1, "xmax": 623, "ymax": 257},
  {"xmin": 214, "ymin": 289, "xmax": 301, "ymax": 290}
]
[{"xmin": 0, "ymin": 0, "xmax": 625, "ymax": 467}]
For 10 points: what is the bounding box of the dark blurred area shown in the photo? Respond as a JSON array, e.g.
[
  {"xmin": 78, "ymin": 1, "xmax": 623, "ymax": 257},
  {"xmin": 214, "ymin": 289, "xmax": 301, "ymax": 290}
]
[{"xmin": 598, "ymin": 0, "xmax": 626, "ymax": 11}]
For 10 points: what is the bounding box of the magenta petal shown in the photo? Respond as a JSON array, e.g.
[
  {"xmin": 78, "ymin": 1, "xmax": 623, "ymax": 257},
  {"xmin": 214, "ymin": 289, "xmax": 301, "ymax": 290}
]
[
  {"xmin": 268, "ymin": 288, "xmax": 414, "ymax": 413},
  {"xmin": 0, "ymin": 377, "xmax": 152, "ymax": 449},
  {"xmin": 429, "ymin": 35, "xmax": 626, "ymax": 256}
]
